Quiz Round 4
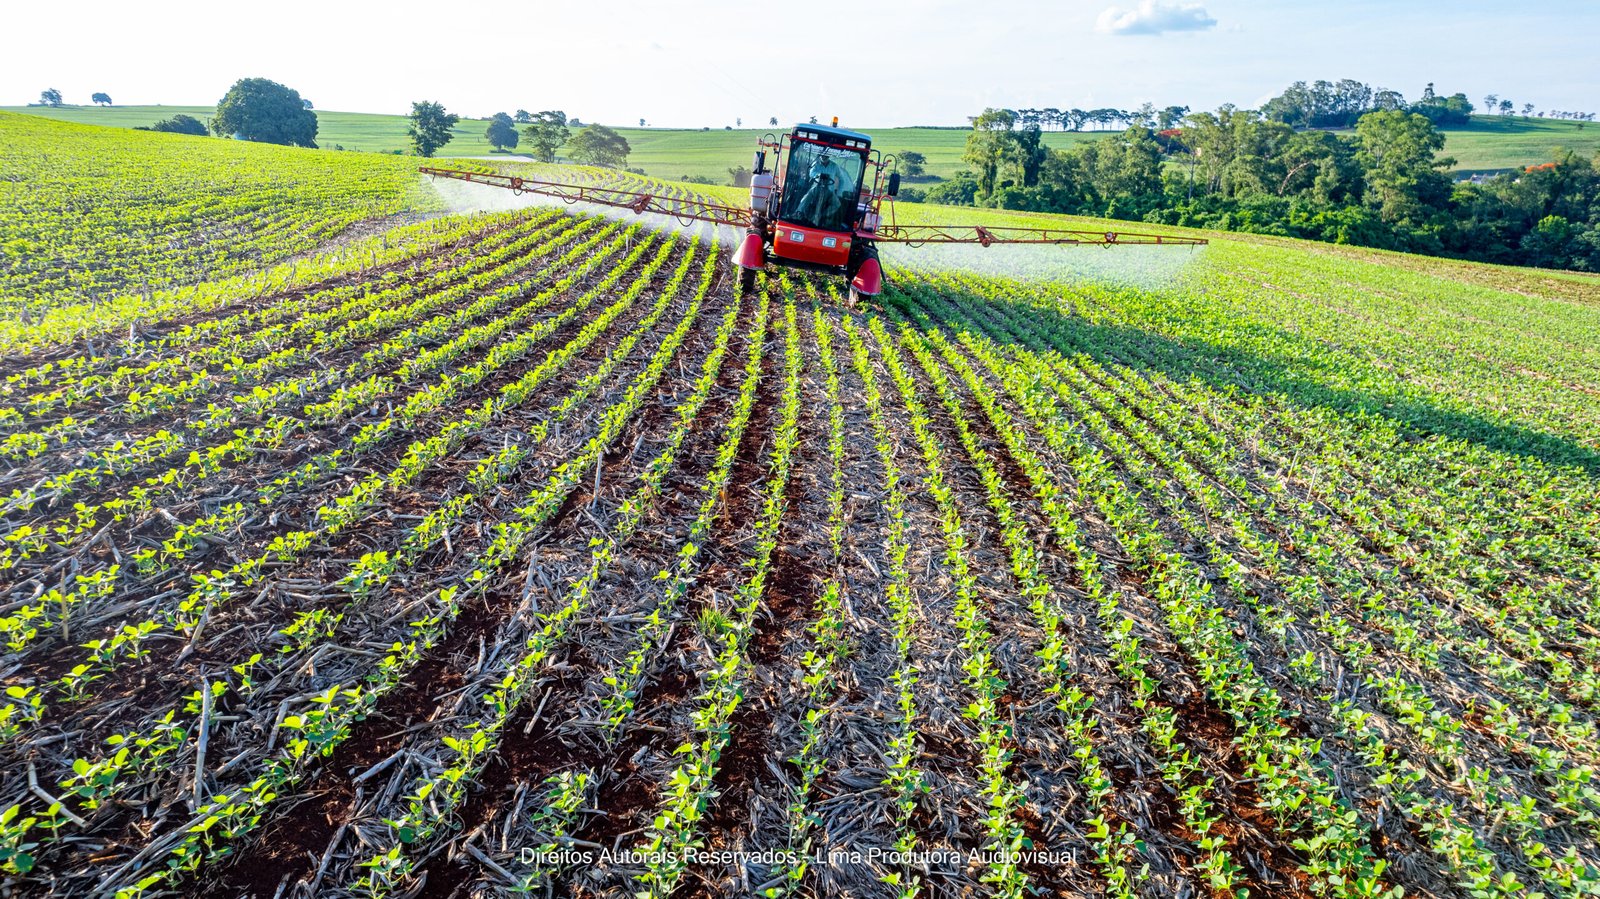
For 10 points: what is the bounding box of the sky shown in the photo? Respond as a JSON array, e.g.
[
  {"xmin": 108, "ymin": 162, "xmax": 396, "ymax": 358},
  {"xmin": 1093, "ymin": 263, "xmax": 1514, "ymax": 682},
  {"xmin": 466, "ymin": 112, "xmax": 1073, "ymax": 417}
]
[{"xmin": 3, "ymin": 0, "xmax": 1597, "ymax": 127}]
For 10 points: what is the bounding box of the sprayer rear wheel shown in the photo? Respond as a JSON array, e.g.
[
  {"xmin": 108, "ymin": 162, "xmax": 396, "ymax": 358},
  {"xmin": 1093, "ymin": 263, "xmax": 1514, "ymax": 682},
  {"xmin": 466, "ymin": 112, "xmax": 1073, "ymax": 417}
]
[{"xmin": 738, "ymin": 267, "xmax": 757, "ymax": 294}]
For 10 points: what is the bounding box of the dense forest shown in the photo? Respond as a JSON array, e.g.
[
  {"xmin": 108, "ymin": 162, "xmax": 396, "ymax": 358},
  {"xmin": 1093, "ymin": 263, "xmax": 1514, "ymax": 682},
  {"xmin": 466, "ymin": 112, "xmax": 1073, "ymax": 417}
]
[{"xmin": 927, "ymin": 81, "xmax": 1600, "ymax": 272}]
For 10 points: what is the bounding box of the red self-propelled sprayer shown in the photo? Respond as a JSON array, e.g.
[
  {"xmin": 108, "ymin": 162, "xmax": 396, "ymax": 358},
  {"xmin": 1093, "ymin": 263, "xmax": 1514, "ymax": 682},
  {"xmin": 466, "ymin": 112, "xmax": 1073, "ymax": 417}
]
[{"xmin": 421, "ymin": 118, "xmax": 1205, "ymax": 303}]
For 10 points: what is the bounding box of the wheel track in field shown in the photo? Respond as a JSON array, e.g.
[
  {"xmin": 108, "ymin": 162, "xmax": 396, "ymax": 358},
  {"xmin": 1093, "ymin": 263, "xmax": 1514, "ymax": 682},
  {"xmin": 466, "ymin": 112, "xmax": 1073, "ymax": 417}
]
[
  {"xmin": 398, "ymin": 272, "xmax": 761, "ymax": 899},
  {"xmin": 864, "ymin": 302, "xmax": 1113, "ymax": 895},
  {"xmin": 619, "ymin": 284, "xmax": 801, "ymax": 899},
  {"xmin": 527, "ymin": 283, "xmax": 780, "ymax": 898},
  {"xmin": 672, "ymin": 291, "xmax": 830, "ymax": 898},
  {"xmin": 776, "ymin": 296, "xmax": 904, "ymax": 898}
]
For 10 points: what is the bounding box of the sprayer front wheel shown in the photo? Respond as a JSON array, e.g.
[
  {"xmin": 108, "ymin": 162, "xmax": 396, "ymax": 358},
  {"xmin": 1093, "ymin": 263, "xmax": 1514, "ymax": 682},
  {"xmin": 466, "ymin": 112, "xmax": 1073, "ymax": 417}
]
[{"xmin": 738, "ymin": 267, "xmax": 757, "ymax": 294}]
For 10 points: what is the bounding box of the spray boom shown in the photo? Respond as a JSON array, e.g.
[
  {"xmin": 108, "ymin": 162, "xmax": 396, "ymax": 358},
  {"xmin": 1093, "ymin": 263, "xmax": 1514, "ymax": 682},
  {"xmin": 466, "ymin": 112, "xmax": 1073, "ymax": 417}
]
[{"xmin": 422, "ymin": 130, "xmax": 1204, "ymax": 303}]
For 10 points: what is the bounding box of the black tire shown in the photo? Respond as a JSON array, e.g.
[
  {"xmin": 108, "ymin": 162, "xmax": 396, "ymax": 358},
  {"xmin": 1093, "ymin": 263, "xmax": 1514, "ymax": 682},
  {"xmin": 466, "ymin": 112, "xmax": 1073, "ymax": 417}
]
[{"xmin": 738, "ymin": 267, "xmax": 757, "ymax": 294}]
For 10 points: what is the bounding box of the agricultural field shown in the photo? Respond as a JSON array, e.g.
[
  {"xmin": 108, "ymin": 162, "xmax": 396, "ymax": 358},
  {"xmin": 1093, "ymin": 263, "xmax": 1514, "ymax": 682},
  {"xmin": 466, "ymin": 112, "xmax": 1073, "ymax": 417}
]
[
  {"xmin": 0, "ymin": 113, "xmax": 428, "ymax": 320},
  {"xmin": 3, "ymin": 112, "xmax": 1600, "ymax": 899}
]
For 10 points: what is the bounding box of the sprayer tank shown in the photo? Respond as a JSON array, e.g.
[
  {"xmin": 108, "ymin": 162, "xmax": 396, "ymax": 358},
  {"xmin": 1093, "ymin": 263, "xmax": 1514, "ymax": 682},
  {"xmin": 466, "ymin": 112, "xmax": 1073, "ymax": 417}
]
[{"xmin": 750, "ymin": 173, "xmax": 774, "ymax": 214}]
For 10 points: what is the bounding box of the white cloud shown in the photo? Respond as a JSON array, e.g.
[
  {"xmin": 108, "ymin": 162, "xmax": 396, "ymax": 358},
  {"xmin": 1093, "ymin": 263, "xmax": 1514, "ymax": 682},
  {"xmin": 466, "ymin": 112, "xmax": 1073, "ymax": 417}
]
[{"xmin": 1096, "ymin": 1, "xmax": 1218, "ymax": 35}]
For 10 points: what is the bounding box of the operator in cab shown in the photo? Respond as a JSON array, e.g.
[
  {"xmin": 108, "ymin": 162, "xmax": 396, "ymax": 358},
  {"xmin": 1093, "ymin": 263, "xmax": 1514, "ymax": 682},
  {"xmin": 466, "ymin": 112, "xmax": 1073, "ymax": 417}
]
[{"xmin": 794, "ymin": 151, "xmax": 850, "ymax": 230}]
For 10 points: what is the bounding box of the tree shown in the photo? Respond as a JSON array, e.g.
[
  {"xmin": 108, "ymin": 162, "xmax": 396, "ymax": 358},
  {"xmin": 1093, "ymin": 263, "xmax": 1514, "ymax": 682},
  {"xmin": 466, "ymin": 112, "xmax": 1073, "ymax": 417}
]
[
  {"xmin": 1156, "ymin": 105, "xmax": 1189, "ymax": 130},
  {"xmin": 736, "ymin": 117, "xmax": 742, "ymax": 127},
  {"xmin": 898, "ymin": 150, "xmax": 926, "ymax": 178},
  {"xmin": 1089, "ymin": 126, "xmax": 1165, "ymax": 213},
  {"xmin": 964, "ymin": 108, "xmax": 1017, "ymax": 198},
  {"xmin": 1373, "ymin": 89, "xmax": 1406, "ymax": 111},
  {"xmin": 1498, "ymin": 99, "xmax": 1514, "ymax": 118},
  {"xmin": 486, "ymin": 112, "xmax": 519, "ymax": 152},
  {"xmin": 303, "ymin": 98, "xmax": 314, "ymax": 110},
  {"xmin": 1411, "ymin": 89, "xmax": 1473, "ymax": 126},
  {"xmin": 407, "ymin": 101, "xmax": 459, "ymax": 157},
  {"xmin": 522, "ymin": 110, "xmax": 569, "ymax": 163},
  {"xmin": 1005, "ymin": 124, "xmax": 1048, "ymax": 187},
  {"xmin": 139, "ymin": 114, "xmax": 209, "ymax": 136},
  {"xmin": 91, "ymin": 92, "xmax": 112, "ymax": 106},
  {"xmin": 1356, "ymin": 110, "xmax": 1452, "ymax": 226},
  {"xmin": 39, "ymin": 88, "xmax": 63, "ymax": 107},
  {"xmin": 1522, "ymin": 103, "xmax": 1535, "ymax": 118},
  {"xmin": 1482, "ymin": 94, "xmax": 1498, "ymax": 119},
  {"xmin": 566, "ymin": 124, "xmax": 631, "ymax": 167},
  {"xmin": 514, "ymin": 109, "xmax": 532, "ymax": 123},
  {"xmin": 808, "ymin": 115, "xmax": 818, "ymax": 124},
  {"xmin": 639, "ymin": 118, "xmax": 646, "ymax": 127},
  {"xmin": 213, "ymin": 78, "xmax": 318, "ymax": 147},
  {"xmin": 770, "ymin": 116, "xmax": 779, "ymax": 127}
]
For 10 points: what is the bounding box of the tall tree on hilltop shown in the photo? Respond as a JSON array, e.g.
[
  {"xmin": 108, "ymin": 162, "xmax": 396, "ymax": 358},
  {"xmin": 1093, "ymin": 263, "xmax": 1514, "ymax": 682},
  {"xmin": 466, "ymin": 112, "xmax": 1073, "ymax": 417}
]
[
  {"xmin": 213, "ymin": 78, "xmax": 317, "ymax": 147},
  {"xmin": 522, "ymin": 110, "xmax": 569, "ymax": 163},
  {"xmin": 566, "ymin": 124, "xmax": 631, "ymax": 167},
  {"xmin": 964, "ymin": 108, "xmax": 1018, "ymax": 198},
  {"xmin": 408, "ymin": 101, "xmax": 460, "ymax": 157},
  {"xmin": 486, "ymin": 112, "xmax": 519, "ymax": 152},
  {"xmin": 1356, "ymin": 110, "xmax": 1452, "ymax": 226}
]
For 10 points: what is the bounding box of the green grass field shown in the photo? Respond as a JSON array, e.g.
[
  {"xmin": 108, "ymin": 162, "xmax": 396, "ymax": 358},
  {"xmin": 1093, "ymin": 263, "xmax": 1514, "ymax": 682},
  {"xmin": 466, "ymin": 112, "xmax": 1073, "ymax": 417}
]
[
  {"xmin": 0, "ymin": 106, "xmax": 1103, "ymax": 181},
  {"xmin": 1435, "ymin": 116, "xmax": 1600, "ymax": 173},
  {"xmin": 603, "ymin": 126, "xmax": 1101, "ymax": 182},
  {"xmin": 0, "ymin": 105, "xmax": 506, "ymax": 157},
  {"xmin": 15, "ymin": 105, "xmax": 1592, "ymax": 183}
]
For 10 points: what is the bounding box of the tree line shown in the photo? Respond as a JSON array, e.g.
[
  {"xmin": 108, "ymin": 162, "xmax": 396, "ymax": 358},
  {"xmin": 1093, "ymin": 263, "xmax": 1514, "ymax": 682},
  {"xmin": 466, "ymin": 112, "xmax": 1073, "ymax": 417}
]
[
  {"xmin": 477, "ymin": 110, "xmax": 631, "ymax": 167},
  {"xmin": 969, "ymin": 81, "xmax": 1594, "ymax": 135},
  {"xmin": 933, "ymin": 83, "xmax": 1600, "ymax": 272},
  {"xmin": 402, "ymin": 103, "xmax": 632, "ymax": 166}
]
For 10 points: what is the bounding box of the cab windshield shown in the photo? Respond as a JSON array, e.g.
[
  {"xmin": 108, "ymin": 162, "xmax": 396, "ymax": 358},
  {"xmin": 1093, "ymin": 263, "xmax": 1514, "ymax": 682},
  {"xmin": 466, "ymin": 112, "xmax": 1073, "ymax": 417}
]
[{"xmin": 779, "ymin": 140, "xmax": 865, "ymax": 232}]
